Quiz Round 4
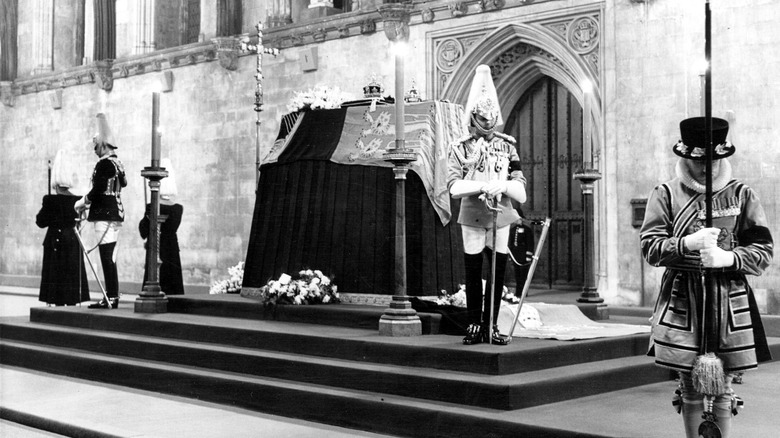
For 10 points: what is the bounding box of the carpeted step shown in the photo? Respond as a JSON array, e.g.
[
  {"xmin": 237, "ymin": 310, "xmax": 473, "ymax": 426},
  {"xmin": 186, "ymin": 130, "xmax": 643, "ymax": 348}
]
[
  {"xmin": 26, "ymin": 306, "xmax": 651, "ymax": 375},
  {"xmin": 0, "ymin": 320, "xmax": 669, "ymax": 411},
  {"xmin": 0, "ymin": 339, "xmax": 635, "ymax": 438}
]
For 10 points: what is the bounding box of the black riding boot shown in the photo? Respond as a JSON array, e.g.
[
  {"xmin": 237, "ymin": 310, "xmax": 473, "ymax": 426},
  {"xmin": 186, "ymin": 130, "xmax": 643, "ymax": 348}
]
[
  {"xmin": 463, "ymin": 252, "xmax": 484, "ymax": 345},
  {"xmin": 88, "ymin": 243, "xmax": 120, "ymax": 309},
  {"xmin": 483, "ymin": 249, "xmax": 510, "ymax": 345}
]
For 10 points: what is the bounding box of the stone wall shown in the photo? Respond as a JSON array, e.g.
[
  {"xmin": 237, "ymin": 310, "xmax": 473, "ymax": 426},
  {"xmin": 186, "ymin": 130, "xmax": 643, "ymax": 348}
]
[
  {"xmin": 604, "ymin": 0, "xmax": 780, "ymax": 306},
  {"xmin": 1, "ymin": 0, "xmax": 778, "ymax": 309}
]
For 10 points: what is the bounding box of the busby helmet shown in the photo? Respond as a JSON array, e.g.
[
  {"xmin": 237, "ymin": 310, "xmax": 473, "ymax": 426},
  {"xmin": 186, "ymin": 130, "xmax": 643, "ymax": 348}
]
[
  {"xmin": 464, "ymin": 65, "xmax": 503, "ymax": 129},
  {"xmin": 672, "ymin": 117, "xmax": 735, "ymax": 160},
  {"xmin": 94, "ymin": 113, "xmax": 117, "ymax": 149}
]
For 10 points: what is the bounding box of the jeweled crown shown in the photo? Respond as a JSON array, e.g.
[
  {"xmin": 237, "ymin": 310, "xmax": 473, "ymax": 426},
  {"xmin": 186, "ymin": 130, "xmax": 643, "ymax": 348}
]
[{"xmin": 363, "ymin": 74, "xmax": 384, "ymax": 98}]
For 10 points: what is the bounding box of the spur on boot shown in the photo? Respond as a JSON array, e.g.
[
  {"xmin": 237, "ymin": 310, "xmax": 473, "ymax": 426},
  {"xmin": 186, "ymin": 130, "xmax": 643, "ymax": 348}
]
[
  {"xmin": 486, "ymin": 324, "xmax": 511, "ymax": 345},
  {"xmin": 88, "ymin": 298, "xmax": 118, "ymax": 309},
  {"xmin": 463, "ymin": 323, "xmax": 483, "ymax": 345}
]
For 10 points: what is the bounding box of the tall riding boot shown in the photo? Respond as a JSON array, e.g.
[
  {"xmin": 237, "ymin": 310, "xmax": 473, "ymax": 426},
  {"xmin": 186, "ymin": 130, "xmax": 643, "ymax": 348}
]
[
  {"xmin": 463, "ymin": 252, "xmax": 484, "ymax": 345},
  {"xmin": 483, "ymin": 249, "xmax": 510, "ymax": 345},
  {"xmin": 99, "ymin": 242, "xmax": 119, "ymax": 300}
]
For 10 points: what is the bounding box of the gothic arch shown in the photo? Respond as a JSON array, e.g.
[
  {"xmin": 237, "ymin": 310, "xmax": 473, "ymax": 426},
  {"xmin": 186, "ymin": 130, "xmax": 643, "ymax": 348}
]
[{"xmin": 440, "ymin": 22, "xmax": 602, "ymax": 151}]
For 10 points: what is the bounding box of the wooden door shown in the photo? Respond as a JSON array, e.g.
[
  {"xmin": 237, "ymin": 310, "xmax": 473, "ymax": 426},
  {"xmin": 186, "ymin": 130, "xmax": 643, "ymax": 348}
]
[{"xmin": 504, "ymin": 77, "xmax": 584, "ymax": 289}]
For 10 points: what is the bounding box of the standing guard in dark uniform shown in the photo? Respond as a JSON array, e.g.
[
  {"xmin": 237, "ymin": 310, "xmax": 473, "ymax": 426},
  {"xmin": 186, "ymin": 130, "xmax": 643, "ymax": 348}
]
[
  {"xmin": 447, "ymin": 65, "xmax": 527, "ymax": 345},
  {"xmin": 640, "ymin": 117, "xmax": 773, "ymax": 438},
  {"xmin": 75, "ymin": 113, "xmax": 128, "ymax": 309}
]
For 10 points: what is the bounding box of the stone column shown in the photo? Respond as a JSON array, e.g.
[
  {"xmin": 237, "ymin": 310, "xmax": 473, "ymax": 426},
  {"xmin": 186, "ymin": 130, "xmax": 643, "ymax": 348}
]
[
  {"xmin": 93, "ymin": 0, "xmax": 116, "ymax": 61},
  {"xmin": 267, "ymin": 0, "xmax": 292, "ymax": 28},
  {"xmin": 0, "ymin": 0, "xmax": 18, "ymax": 80},
  {"xmin": 134, "ymin": 0, "xmax": 156, "ymax": 54},
  {"xmin": 32, "ymin": 0, "xmax": 54, "ymax": 75}
]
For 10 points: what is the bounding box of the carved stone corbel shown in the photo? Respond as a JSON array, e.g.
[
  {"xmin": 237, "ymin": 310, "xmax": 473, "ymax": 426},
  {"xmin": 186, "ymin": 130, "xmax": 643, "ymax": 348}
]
[
  {"xmin": 211, "ymin": 36, "xmax": 241, "ymax": 71},
  {"xmin": 1, "ymin": 81, "xmax": 17, "ymax": 107},
  {"xmin": 92, "ymin": 59, "xmax": 114, "ymax": 91},
  {"xmin": 421, "ymin": 8, "xmax": 435, "ymax": 23},
  {"xmin": 360, "ymin": 19, "xmax": 376, "ymax": 34},
  {"xmin": 449, "ymin": 2, "xmax": 467, "ymax": 17},
  {"xmin": 479, "ymin": 0, "xmax": 505, "ymax": 13}
]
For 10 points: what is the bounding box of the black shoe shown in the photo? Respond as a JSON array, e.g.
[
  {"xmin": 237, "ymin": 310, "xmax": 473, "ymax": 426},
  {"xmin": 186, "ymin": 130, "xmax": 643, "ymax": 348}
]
[
  {"xmin": 88, "ymin": 298, "xmax": 118, "ymax": 309},
  {"xmin": 462, "ymin": 324, "xmax": 484, "ymax": 345},
  {"xmin": 486, "ymin": 325, "xmax": 511, "ymax": 345}
]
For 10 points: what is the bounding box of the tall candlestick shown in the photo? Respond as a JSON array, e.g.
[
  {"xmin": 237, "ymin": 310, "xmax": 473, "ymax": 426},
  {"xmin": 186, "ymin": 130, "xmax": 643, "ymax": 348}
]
[
  {"xmin": 152, "ymin": 92, "xmax": 161, "ymax": 167},
  {"xmin": 582, "ymin": 81, "xmax": 592, "ymax": 168}
]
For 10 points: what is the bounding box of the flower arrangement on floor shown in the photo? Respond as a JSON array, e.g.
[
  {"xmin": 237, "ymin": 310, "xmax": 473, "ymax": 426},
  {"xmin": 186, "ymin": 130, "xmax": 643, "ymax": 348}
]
[
  {"xmin": 209, "ymin": 261, "xmax": 245, "ymax": 294},
  {"xmin": 434, "ymin": 285, "xmax": 516, "ymax": 307},
  {"xmin": 257, "ymin": 269, "xmax": 340, "ymax": 307},
  {"xmin": 287, "ymin": 85, "xmax": 354, "ymax": 113},
  {"xmin": 434, "ymin": 285, "xmax": 467, "ymax": 307}
]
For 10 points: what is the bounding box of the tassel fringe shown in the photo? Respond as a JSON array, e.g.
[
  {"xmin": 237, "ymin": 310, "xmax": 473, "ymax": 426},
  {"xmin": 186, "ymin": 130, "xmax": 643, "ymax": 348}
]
[{"xmin": 692, "ymin": 353, "xmax": 728, "ymax": 396}]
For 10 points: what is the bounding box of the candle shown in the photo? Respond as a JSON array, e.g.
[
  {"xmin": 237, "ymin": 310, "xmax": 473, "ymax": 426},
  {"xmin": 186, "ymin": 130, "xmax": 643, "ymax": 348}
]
[
  {"xmin": 581, "ymin": 81, "xmax": 592, "ymax": 168},
  {"xmin": 152, "ymin": 92, "xmax": 161, "ymax": 167},
  {"xmin": 394, "ymin": 44, "xmax": 405, "ymax": 150}
]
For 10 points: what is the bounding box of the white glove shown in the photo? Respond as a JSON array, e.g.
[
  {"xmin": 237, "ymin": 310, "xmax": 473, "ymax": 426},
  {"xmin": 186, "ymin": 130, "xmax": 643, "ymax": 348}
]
[
  {"xmin": 74, "ymin": 196, "xmax": 89, "ymax": 214},
  {"xmin": 481, "ymin": 180, "xmax": 507, "ymax": 197},
  {"xmin": 683, "ymin": 227, "xmax": 720, "ymax": 251},
  {"xmin": 700, "ymin": 246, "xmax": 735, "ymax": 268},
  {"xmin": 450, "ymin": 180, "xmax": 486, "ymax": 199}
]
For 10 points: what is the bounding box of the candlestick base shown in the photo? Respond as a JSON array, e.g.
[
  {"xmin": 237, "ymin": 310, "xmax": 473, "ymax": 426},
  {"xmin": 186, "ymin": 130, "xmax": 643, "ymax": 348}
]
[
  {"xmin": 379, "ymin": 296, "xmax": 422, "ymax": 337},
  {"xmin": 134, "ymin": 296, "xmax": 168, "ymax": 313}
]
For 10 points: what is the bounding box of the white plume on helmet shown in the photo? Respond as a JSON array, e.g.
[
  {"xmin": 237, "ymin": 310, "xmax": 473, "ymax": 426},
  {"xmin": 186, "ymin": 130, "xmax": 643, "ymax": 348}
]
[
  {"xmin": 94, "ymin": 113, "xmax": 117, "ymax": 148},
  {"xmin": 463, "ymin": 64, "xmax": 503, "ymax": 129}
]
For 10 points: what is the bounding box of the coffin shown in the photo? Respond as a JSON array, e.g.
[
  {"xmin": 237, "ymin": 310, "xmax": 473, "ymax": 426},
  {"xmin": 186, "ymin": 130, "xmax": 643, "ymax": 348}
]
[{"xmin": 242, "ymin": 101, "xmax": 470, "ymax": 296}]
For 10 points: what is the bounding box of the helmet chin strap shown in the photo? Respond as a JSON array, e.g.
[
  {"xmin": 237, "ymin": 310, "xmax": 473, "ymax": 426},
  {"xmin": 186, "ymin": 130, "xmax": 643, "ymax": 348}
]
[{"xmin": 471, "ymin": 113, "xmax": 496, "ymax": 137}]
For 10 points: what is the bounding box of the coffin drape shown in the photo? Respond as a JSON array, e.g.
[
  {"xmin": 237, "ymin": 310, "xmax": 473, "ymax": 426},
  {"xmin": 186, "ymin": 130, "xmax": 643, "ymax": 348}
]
[{"xmin": 243, "ymin": 101, "xmax": 468, "ymax": 296}]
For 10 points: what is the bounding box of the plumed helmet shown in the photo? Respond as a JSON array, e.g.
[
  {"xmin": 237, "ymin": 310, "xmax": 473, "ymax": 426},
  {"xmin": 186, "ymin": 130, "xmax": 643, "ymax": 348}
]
[
  {"xmin": 464, "ymin": 65, "xmax": 503, "ymax": 128},
  {"xmin": 94, "ymin": 113, "xmax": 117, "ymax": 149}
]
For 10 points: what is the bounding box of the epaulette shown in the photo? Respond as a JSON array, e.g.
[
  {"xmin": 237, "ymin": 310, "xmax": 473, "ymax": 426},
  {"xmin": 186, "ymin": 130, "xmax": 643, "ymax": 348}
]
[
  {"xmin": 494, "ymin": 131, "xmax": 516, "ymax": 144},
  {"xmin": 450, "ymin": 133, "xmax": 476, "ymax": 148}
]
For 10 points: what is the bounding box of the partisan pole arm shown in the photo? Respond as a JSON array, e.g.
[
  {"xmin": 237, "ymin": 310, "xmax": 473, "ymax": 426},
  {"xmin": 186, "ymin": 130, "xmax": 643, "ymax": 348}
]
[{"xmin": 702, "ymin": 0, "xmax": 719, "ymax": 354}]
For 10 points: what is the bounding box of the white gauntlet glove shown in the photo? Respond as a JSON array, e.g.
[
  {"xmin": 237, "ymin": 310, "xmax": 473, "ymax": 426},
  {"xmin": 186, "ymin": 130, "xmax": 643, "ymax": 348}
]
[
  {"xmin": 683, "ymin": 227, "xmax": 720, "ymax": 251},
  {"xmin": 700, "ymin": 246, "xmax": 735, "ymax": 268},
  {"xmin": 481, "ymin": 181, "xmax": 507, "ymax": 198},
  {"xmin": 74, "ymin": 196, "xmax": 88, "ymax": 214}
]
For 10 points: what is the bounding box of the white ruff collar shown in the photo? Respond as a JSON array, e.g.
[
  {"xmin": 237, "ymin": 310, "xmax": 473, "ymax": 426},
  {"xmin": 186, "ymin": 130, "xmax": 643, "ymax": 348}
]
[{"xmin": 676, "ymin": 158, "xmax": 732, "ymax": 193}]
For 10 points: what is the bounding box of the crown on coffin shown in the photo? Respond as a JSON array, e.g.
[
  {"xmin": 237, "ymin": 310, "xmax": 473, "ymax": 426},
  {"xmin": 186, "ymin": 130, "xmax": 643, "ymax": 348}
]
[
  {"xmin": 363, "ymin": 74, "xmax": 384, "ymax": 98},
  {"xmin": 404, "ymin": 78, "xmax": 422, "ymax": 103}
]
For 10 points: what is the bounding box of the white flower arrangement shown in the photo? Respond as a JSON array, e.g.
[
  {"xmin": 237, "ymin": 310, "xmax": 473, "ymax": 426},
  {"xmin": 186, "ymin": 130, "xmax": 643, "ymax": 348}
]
[
  {"xmin": 434, "ymin": 285, "xmax": 514, "ymax": 308},
  {"xmin": 209, "ymin": 261, "xmax": 245, "ymax": 294},
  {"xmin": 286, "ymin": 85, "xmax": 354, "ymax": 113},
  {"xmin": 435, "ymin": 285, "xmax": 467, "ymax": 308},
  {"xmin": 258, "ymin": 269, "xmax": 340, "ymax": 307}
]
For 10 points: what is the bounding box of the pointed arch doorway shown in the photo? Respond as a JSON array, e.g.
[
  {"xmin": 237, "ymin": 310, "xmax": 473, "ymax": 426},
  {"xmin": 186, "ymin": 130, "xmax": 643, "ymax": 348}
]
[{"xmin": 504, "ymin": 76, "xmax": 584, "ymax": 289}]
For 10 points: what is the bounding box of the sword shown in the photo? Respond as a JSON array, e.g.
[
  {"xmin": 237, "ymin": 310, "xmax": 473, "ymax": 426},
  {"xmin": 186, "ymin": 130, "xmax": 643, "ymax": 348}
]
[
  {"xmin": 507, "ymin": 217, "xmax": 551, "ymax": 339},
  {"xmin": 482, "ymin": 195, "xmax": 502, "ymax": 344},
  {"xmin": 73, "ymin": 217, "xmax": 112, "ymax": 306}
]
